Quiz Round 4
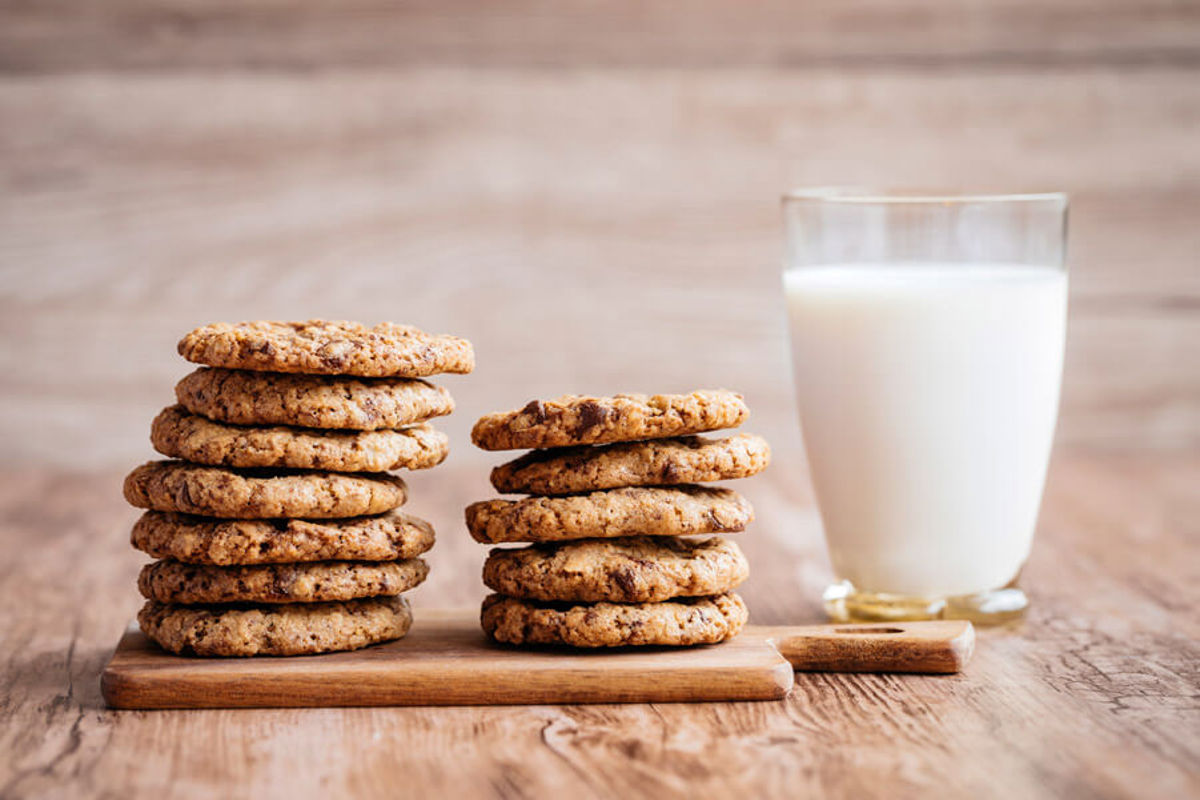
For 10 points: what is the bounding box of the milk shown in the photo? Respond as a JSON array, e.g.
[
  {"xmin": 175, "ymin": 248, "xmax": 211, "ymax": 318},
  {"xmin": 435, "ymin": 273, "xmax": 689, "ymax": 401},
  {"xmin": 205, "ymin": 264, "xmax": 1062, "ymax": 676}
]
[{"xmin": 784, "ymin": 264, "xmax": 1067, "ymax": 597}]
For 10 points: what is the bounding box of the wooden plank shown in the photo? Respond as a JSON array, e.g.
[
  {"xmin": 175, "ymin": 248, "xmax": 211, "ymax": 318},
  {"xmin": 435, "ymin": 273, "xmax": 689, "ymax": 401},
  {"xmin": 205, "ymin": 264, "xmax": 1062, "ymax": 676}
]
[
  {"xmin": 100, "ymin": 612, "xmax": 796, "ymax": 708},
  {"xmin": 2, "ymin": 0, "xmax": 1199, "ymax": 72},
  {"xmin": 1, "ymin": 69, "xmax": 1197, "ymax": 465},
  {"xmin": 1, "ymin": 458, "xmax": 1197, "ymax": 798},
  {"xmin": 100, "ymin": 614, "xmax": 975, "ymax": 709},
  {"xmin": 764, "ymin": 621, "xmax": 975, "ymax": 674}
]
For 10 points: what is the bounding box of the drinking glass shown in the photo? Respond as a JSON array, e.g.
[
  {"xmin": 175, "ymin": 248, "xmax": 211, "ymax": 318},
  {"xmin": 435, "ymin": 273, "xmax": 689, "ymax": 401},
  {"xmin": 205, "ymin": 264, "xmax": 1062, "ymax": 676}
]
[{"xmin": 782, "ymin": 188, "xmax": 1068, "ymax": 623}]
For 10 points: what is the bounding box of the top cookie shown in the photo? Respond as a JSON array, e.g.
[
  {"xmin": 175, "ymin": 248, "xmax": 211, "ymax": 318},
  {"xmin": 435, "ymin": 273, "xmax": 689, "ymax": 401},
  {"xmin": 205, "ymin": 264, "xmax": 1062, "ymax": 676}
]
[
  {"xmin": 175, "ymin": 368, "xmax": 454, "ymax": 430},
  {"xmin": 471, "ymin": 390, "xmax": 748, "ymax": 450},
  {"xmin": 178, "ymin": 320, "xmax": 474, "ymax": 378}
]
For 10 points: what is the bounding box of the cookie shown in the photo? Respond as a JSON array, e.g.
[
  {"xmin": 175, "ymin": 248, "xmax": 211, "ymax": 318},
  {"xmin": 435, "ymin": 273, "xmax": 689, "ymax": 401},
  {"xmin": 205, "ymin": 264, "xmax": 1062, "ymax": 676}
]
[
  {"xmin": 138, "ymin": 595, "xmax": 412, "ymax": 657},
  {"xmin": 175, "ymin": 368, "xmax": 454, "ymax": 430},
  {"xmin": 490, "ymin": 433, "xmax": 770, "ymax": 495},
  {"xmin": 131, "ymin": 509, "xmax": 435, "ymax": 565},
  {"xmin": 150, "ymin": 405, "xmax": 448, "ymax": 472},
  {"xmin": 123, "ymin": 461, "xmax": 407, "ymax": 519},
  {"xmin": 483, "ymin": 536, "xmax": 748, "ymax": 603},
  {"xmin": 138, "ymin": 558, "xmax": 429, "ymax": 604},
  {"xmin": 471, "ymin": 390, "xmax": 748, "ymax": 450},
  {"xmin": 480, "ymin": 593, "xmax": 748, "ymax": 648},
  {"xmin": 178, "ymin": 320, "xmax": 474, "ymax": 378},
  {"xmin": 465, "ymin": 485, "xmax": 753, "ymax": 543}
]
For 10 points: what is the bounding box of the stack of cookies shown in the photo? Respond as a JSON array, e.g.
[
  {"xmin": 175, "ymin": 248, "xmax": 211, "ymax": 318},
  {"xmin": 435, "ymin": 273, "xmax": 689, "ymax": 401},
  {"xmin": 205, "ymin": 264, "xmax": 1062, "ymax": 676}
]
[
  {"xmin": 466, "ymin": 390, "xmax": 770, "ymax": 648},
  {"xmin": 122, "ymin": 320, "xmax": 474, "ymax": 657}
]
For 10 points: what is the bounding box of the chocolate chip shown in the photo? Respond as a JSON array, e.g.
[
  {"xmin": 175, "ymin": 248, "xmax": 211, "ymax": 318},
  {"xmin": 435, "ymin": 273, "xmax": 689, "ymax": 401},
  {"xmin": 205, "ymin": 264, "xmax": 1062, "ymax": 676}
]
[
  {"xmin": 521, "ymin": 400, "xmax": 548, "ymax": 422},
  {"xmin": 613, "ymin": 568, "xmax": 639, "ymax": 599},
  {"xmin": 177, "ymin": 480, "xmax": 195, "ymax": 510},
  {"xmin": 573, "ymin": 401, "xmax": 612, "ymax": 435},
  {"xmin": 249, "ymin": 339, "xmax": 276, "ymax": 356},
  {"xmin": 317, "ymin": 340, "xmax": 353, "ymax": 368},
  {"xmin": 359, "ymin": 395, "xmax": 379, "ymax": 422},
  {"xmin": 707, "ymin": 509, "xmax": 742, "ymax": 532}
]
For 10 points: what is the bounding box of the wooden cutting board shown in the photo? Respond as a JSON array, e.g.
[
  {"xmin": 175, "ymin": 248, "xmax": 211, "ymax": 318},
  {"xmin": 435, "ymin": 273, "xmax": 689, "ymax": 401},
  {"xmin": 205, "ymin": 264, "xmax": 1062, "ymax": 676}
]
[{"xmin": 101, "ymin": 609, "xmax": 973, "ymax": 709}]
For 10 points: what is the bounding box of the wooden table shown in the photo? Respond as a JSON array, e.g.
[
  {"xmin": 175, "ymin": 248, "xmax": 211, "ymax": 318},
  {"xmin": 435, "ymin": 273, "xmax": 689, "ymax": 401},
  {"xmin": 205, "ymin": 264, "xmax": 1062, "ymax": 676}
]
[
  {"xmin": 2, "ymin": 1, "xmax": 1198, "ymax": 796},
  {"xmin": 1, "ymin": 453, "xmax": 1195, "ymax": 799}
]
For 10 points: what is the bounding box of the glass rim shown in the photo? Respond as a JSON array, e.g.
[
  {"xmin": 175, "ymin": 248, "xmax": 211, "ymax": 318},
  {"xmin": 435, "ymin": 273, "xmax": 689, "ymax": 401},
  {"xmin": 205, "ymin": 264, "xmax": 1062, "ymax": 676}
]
[{"xmin": 782, "ymin": 187, "xmax": 1068, "ymax": 205}]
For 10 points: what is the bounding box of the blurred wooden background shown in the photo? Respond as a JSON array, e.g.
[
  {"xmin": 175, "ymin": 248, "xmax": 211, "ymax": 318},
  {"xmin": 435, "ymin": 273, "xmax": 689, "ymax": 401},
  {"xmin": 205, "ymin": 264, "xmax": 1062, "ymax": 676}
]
[
  {"xmin": 1, "ymin": 0, "xmax": 1198, "ymax": 469},
  {"xmin": 1, "ymin": 8, "xmax": 1199, "ymax": 798}
]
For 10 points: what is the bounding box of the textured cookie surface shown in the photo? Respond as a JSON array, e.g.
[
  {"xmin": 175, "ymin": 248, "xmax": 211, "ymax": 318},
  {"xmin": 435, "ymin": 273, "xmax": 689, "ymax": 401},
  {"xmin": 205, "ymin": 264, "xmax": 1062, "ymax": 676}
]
[
  {"xmin": 138, "ymin": 596, "xmax": 412, "ymax": 657},
  {"xmin": 124, "ymin": 461, "xmax": 407, "ymax": 519},
  {"xmin": 178, "ymin": 320, "xmax": 474, "ymax": 378},
  {"xmin": 131, "ymin": 509, "xmax": 435, "ymax": 565},
  {"xmin": 151, "ymin": 405, "xmax": 448, "ymax": 472},
  {"xmin": 471, "ymin": 390, "xmax": 748, "ymax": 450},
  {"xmin": 483, "ymin": 536, "xmax": 748, "ymax": 603},
  {"xmin": 491, "ymin": 433, "xmax": 770, "ymax": 495},
  {"xmin": 481, "ymin": 593, "xmax": 748, "ymax": 648},
  {"xmin": 138, "ymin": 558, "xmax": 429, "ymax": 604},
  {"xmin": 176, "ymin": 368, "xmax": 454, "ymax": 430},
  {"xmin": 465, "ymin": 485, "xmax": 753, "ymax": 543}
]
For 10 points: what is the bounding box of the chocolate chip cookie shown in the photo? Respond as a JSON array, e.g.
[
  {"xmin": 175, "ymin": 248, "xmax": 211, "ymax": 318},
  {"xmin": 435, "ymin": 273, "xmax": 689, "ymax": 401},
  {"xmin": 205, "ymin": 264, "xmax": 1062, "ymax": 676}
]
[
  {"xmin": 490, "ymin": 433, "xmax": 770, "ymax": 495},
  {"xmin": 481, "ymin": 592, "xmax": 748, "ymax": 647},
  {"xmin": 483, "ymin": 536, "xmax": 748, "ymax": 603},
  {"xmin": 138, "ymin": 595, "xmax": 413, "ymax": 656},
  {"xmin": 150, "ymin": 405, "xmax": 449, "ymax": 472},
  {"xmin": 178, "ymin": 320, "xmax": 475, "ymax": 378},
  {"xmin": 175, "ymin": 368, "xmax": 454, "ymax": 430},
  {"xmin": 138, "ymin": 558, "xmax": 429, "ymax": 604},
  {"xmin": 465, "ymin": 485, "xmax": 753, "ymax": 543},
  {"xmin": 131, "ymin": 509, "xmax": 435, "ymax": 565},
  {"xmin": 124, "ymin": 461, "xmax": 407, "ymax": 519},
  {"xmin": 471, "ymin": 390, "xmax": 748, "ymax": 451}
]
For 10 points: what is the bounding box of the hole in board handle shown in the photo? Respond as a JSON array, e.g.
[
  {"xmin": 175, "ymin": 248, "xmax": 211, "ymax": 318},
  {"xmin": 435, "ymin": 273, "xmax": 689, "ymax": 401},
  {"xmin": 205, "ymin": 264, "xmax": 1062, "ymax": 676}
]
[{"xmin": 833, "ymin": 627, "xmax": 905, "ymax": 635}]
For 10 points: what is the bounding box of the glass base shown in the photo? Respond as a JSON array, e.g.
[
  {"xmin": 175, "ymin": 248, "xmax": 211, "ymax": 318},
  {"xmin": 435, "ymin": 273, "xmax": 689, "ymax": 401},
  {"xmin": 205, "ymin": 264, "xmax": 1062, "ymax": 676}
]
[{"xmin": 823, "ymin": 580, "xmax": 1028, "ymax": 625}]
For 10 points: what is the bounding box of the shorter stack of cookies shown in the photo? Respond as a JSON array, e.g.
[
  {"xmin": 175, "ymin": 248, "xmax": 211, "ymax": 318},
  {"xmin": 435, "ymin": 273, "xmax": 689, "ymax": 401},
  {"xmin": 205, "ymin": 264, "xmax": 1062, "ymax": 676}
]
[
  {"xmin": 123, "ymin": 320, "xmax": 473, "ymax": 657},
  {"xmin": 467, "ymin": 390, "xmax": 769, "ymax": 648}
]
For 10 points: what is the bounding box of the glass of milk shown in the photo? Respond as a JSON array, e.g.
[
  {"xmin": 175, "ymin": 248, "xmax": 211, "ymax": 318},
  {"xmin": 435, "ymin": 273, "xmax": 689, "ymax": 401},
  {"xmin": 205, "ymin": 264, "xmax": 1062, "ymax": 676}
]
[{"xmin": 782, "ymin": 188, "xmax": 1068, "ymax": 623}]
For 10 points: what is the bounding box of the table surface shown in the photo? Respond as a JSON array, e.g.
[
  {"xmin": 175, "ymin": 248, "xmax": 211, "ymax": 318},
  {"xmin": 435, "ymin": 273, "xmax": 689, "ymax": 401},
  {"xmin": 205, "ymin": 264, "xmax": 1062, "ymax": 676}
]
[
  {"xmin": 3, "ymin": 2, "xmax": 1198, "ymax": 796},
  {"xmin": 0, "ymin": 452, "xmax": 1196, "ymax": 800}
]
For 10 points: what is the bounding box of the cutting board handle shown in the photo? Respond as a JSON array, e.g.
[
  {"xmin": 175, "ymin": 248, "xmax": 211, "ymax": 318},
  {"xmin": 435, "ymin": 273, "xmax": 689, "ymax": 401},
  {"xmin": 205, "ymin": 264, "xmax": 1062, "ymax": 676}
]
[{"xmin": 765, "ymin": 620, "xmax": 975, "ymax": 674}]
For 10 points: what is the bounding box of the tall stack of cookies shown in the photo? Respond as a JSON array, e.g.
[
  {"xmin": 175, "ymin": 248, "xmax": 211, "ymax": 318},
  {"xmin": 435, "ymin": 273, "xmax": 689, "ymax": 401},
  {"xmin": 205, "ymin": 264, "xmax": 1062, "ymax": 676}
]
[
  {"xmin": 122, "ymin": 320, "xmax": 473, "ymax": 657},
  {"xmin": 466, "ymin": 390, "xmax": 769, "ymax": 648}
]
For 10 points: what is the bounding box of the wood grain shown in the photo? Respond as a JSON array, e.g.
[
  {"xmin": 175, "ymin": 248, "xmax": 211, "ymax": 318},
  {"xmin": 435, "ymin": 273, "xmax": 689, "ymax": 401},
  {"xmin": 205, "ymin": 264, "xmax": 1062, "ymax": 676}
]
[
  {"xmin": 2, "ymin": 0, "xmax": 1199, "ymax": 71},
  {"xmin": 766, "ymin": 621, "xmax": 975, "ymax": 674},
  {"xmin": 101, "ymin": 615, "xmax": 974, "ymax": 709},
  {"xmin": 0, "ymin": 456, "xmax": 1196, "ymax": 798},
  {"xmin": 0, "ymin": 3, "xmax": 1197, "ymax": 796},
  {"xmin": 1, "ymin": 68, "xmax": 1198, "ymax": 466},
  {"xmin": 101, "ymin": 611, "xmax": 795, "ymax": 709}
]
